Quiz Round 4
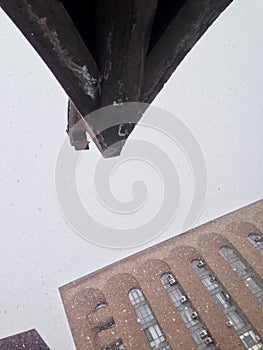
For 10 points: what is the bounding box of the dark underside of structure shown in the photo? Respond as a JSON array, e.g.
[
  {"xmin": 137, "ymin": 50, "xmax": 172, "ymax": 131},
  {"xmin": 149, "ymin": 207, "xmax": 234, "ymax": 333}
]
[
  {"xmin": 0, "ymin": 329, "xmax": 50, "ymax": 349},
  {"xmin": 1, "ymin": 0, "xmax": 233, "ymax": 156}
]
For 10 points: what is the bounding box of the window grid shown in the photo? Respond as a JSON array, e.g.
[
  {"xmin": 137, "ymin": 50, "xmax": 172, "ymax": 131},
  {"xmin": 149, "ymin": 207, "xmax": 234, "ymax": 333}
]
[
  {"xmin": 135, "ymin": 304, "xmax": 154, "ymax": 325},
  {"xmin": 129, "ymin": 288, "xmax": 145, "ymax": 306},
  {"xmin": 220, "ymin": 246, "xmax": 263, "ymax": 305},
  {"xmin": 191, "ymin": 259, "xmax": 263, "ymax": 350},
  {"xmin": 128, "ymin": 288, "xmax": 171, "ymax": 349},
  {"xmin": 248, "ymin": 234, "xmax": 263, "ymax": 255},
  {"xmin": 160, "ymin": 273, "xmax": 218, "ymax": 350}
]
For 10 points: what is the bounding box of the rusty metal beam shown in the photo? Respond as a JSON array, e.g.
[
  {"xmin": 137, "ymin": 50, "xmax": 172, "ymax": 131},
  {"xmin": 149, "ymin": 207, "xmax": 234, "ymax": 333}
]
[
  {"xmin": 100, "ymin": 0, "xmax": 158, "ymax": 106},
  {"xmin": 142, "ymin": 0, "xmax": 233, "ymax": 103},
  {"xmin": 93, "ymin": 0, "xmax": 158, "ymax": 156},
  {"xmin": 0, "ymin": 0, "xmax": 100, "ymax": 116},
  {"xmin": 1, "ymin": 0, "xmax": 233, "ymax": 157},
  {"xmin": 67, "ymin": 0, "xmax": 158, "ymax": 157}
]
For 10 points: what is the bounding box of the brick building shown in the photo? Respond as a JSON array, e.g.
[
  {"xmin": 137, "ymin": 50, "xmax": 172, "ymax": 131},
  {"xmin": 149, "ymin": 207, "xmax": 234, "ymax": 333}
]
[{"xmin": 60, "ymin": 200, "xmax": 263, "ymax": 350}]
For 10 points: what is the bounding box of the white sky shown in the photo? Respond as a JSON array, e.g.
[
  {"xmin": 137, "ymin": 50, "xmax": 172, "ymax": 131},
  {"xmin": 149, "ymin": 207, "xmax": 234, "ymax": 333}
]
[{"xmin": 0, "ymin": 1, "xmax": 263, "ymax": 348}]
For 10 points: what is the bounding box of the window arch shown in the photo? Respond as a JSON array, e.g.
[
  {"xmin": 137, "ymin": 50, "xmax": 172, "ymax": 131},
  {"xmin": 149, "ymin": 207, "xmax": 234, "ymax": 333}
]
[
  {"xmin": 191, "ymin": 258, "xmax": 263, "ymax": 350},
  {"xmin": 220, "ymin": 246, "xmax": 263, "ymax": 305},
  {"xmin": 128, "ymin": 288, "xmax": 171, "ymax": 350}
]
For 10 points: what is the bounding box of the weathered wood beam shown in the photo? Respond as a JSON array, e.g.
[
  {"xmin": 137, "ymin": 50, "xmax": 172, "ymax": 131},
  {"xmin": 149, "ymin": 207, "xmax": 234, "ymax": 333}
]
[
  {"xmin": 142, "ymin": 0, "xmax": 233, "ymax": 103},
  {"xmin": 0, "ymin": 0, "xmax": 100, "ymax": 117}
]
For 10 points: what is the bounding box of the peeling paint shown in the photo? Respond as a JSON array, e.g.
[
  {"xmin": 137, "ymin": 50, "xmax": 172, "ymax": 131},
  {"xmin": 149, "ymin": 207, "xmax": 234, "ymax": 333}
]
[{"xmin": 24, "ymin": 1, "xmax": 98, "ymax": 99}]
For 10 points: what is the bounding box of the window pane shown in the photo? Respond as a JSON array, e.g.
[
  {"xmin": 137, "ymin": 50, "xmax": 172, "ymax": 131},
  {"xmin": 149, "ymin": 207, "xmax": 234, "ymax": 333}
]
[
  {"xmin": 213, "ymin": 292, "xmax": 231, "ymax": 310},
  {"xmin": 240, "ymin": 331, "xmax": 263, "ymax": 350},
  {"xmin": 226, "ymin": 311, "xmax": 246, "ymax": 331},
  {"xmin": 161, "ymin": 272, "xmax": 217, "ymax": 349},
  {"xmin": 220, "ymin": 246, "xmax": 263, "ymax": 306},
  {"xmin": 128, "ymin": 288, "xmax": 171, "ymax": 349},
  {"xmin": 191, "ymin": 258, "xmax": 263, "ymax": 350}
]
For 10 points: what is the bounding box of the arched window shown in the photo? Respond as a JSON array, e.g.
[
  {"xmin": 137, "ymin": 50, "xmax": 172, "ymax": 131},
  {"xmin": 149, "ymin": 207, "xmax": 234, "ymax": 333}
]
[
  {"xmin": 220, "ymin": 246, "xmax": 263, "ymax": 305},
  {"xmin": 248, "ymin": 234, "xmax": 263, "ymax": 255},
  {"xmin": 161, "ymin": 273, "xmax": 217, "ymax": 349},
  {"xmin": 191, "ymin": 259, "xmax": 263, "ymax": 350},
  {"xmin": 128, "ymin": 288, "xmax": 171, "ymax": 350}
]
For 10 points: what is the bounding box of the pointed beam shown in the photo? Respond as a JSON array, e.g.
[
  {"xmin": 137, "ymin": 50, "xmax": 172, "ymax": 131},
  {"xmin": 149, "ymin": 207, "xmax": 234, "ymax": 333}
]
[
  {"xmin": 85, "ymin": 0, "xmax": 158, "ymax": 157},
  {"xmin": 142, "ymin": 0, "xmax": 233, "ymax": 103},
  {"xmin": 0, "ymin": 0, "xmax": 100, "ymax": 116}
]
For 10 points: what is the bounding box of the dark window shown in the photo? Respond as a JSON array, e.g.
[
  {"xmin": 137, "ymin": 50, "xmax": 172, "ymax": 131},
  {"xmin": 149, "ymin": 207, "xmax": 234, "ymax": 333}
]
[
  {"xmin": 95, "ymin": 302, "xmax": 107, "ymax": 310},
  {"xmin": 100, "ymin": 339, "xmax": 125, "ymax": 350},
  {"xmin": 99, "ymin": 317, "xmax": 115, "ymax": 331},
  {"xmin": 248, "ymin": 234, "xmax": 263, "ymax": 255}
]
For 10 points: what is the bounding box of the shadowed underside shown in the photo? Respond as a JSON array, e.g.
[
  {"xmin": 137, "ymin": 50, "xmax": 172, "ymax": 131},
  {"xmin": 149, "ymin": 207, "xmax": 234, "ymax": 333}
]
[
  {"xmin": 0, "ymin": 0, "xmax": 233, "ymax": 157},
  {"xmin": 0, "ymin": 329, "xmax": 50, "ymax": 349}
]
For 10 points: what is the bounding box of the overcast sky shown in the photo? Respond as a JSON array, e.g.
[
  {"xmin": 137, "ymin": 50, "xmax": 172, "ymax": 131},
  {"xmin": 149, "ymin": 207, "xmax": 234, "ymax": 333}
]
[{"xmin": 0, "ymin": 1, "xmax": 263, "ymax": 349}]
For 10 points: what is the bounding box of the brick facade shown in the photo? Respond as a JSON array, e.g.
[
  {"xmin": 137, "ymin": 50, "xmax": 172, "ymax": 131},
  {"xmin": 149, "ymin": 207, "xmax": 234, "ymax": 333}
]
[{"xmin": 60, "ymin": 200, "xmax": 263, "ymax": 350}]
